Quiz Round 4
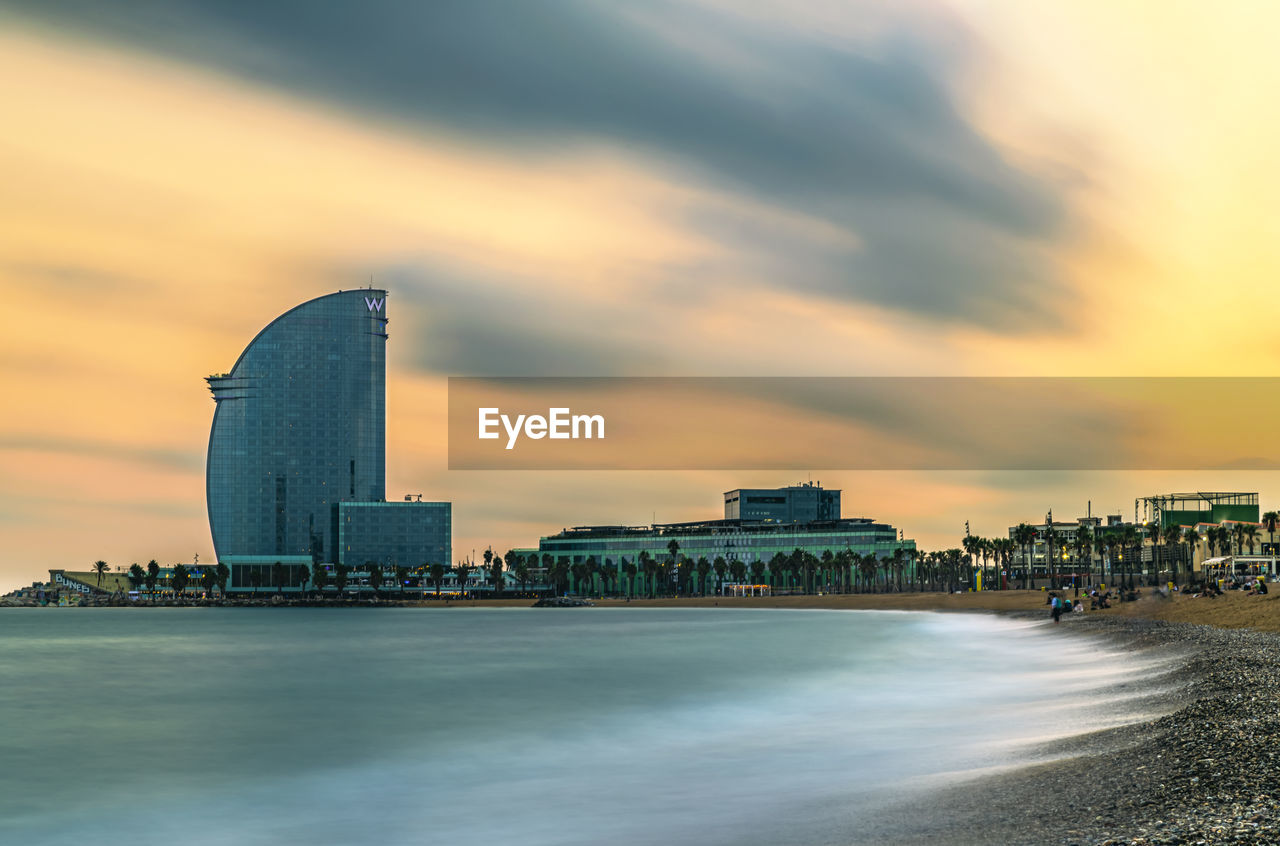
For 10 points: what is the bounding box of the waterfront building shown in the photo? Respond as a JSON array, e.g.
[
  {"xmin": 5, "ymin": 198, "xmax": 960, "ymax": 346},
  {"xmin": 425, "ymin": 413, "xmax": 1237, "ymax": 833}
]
[
  {"xmin": 205, "ymin": 290, "xmax": 449, "ymax": 589},
  {"xmin": 530, "ymin": 486, "xmax": 914, "ymax": 589},
  {"xmin": 334, "ymin": 500, "xmax": 451, "ymax": 571}
]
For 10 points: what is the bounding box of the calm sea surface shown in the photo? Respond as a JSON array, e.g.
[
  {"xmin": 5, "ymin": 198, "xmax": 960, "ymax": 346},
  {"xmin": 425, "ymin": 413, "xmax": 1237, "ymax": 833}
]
[{"xmin": 0, "ymin": 608, "xmax": 1177, "ymax": 845}]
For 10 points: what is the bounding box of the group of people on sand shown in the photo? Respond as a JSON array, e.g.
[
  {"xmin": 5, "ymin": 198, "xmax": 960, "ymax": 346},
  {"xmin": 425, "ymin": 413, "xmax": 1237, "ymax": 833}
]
[
  {"xmin": 1047, "ymin": 591, "xmax": 1086, "ymax": 622},
  {"xmin": 1046, "ymin": 587, "xmax": 1140, "ymax": 621},
  {"xmin": 1190, "ymin": 577, "xmax": 1268, "ymax": 598}
]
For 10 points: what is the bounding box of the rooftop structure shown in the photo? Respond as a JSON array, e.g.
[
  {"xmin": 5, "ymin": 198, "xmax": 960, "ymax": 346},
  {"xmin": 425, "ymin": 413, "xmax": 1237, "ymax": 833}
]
[
  {"xmin": 1139, "ymin": 492, "xmax": 1259, "ymax": 530},
  {"xmin": 723, "ymin": 482, "xmax": 841, "ymax": 523}
]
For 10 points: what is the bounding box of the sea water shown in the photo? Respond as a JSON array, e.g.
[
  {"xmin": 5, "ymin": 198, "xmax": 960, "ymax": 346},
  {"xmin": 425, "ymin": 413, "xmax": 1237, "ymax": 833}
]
[{"xmin": 0, "ymin": 608, "xmax": 1178, "ymax": 845}]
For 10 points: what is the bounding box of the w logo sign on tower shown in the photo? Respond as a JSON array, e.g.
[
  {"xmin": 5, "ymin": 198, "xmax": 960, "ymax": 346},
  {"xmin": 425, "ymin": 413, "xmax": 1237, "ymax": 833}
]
[{"xmin": 365, "ymin": 296, "xmax": 384, "ymax": 312}]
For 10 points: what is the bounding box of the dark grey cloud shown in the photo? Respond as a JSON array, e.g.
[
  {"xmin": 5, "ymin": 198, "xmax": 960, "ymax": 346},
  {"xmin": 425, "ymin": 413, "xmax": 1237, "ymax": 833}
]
[
  {"xmin": 6, "ymin": 0, "xmax": 1079, "ymax": 329},
  {"xmin": 373, "ymin": 263, "xmax": 673, "ymax": 376}
]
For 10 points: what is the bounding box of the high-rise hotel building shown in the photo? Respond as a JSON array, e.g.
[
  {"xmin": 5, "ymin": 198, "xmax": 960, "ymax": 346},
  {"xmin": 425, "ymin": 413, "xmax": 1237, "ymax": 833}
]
[{"xmin": 205, "ymin": 290, "xmax": 449, "ymax": 589}]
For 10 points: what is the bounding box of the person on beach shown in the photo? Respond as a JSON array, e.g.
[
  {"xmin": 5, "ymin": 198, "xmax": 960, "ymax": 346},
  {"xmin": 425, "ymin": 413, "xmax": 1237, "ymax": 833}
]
[{"xmin": 1050, "ymin": 593, "xmax": 1062, "ymax": 623}]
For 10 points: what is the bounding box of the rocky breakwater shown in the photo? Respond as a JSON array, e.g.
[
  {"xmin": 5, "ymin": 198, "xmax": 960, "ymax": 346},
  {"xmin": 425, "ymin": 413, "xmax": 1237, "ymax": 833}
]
[{"xmin": 532, "ymin": 596, "xmax": 595, "ymax": 608}]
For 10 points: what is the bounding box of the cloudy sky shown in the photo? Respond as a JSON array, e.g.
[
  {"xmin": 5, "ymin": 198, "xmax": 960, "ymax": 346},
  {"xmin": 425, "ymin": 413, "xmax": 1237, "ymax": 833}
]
[{"xmin": 3, "ymin": 1, "xmax": 1279, "ymax": 589}]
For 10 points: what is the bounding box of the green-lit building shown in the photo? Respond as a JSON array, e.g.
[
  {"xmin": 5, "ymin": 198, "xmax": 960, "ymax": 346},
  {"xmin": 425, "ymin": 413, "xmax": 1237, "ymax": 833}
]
[{"xmin": 532, "ymin": 485, "xmax": 914, "ymax": 573}]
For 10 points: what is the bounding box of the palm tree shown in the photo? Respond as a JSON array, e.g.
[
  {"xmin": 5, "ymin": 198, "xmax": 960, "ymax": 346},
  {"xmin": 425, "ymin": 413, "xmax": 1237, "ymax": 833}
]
[
  {"xmin": 541, "ymin": 553, "xmax": 554, "ymax": 594},
  {"xmin": 215, "ymin": 562, "xmax": 230, "ymax": 597},
  {"xmin": 1243, "ymin": 524, "xmax": 1260, "ymax": 556},
  {"xmin": 1182, "ymin": 526, "xmax": 1202, "ymax": 583},
  {"xmin": 1142, "ymin": 524, "xmax": 1159, "ymax": 584},
  {"xmin": 981, "ymin": 539, "xmax": 995, "ymax": 591},
  {"xmin": 1075, "ymin": 529, "xmax": 1094, "ymax": 587},
  {"xmin": 333, "ymin": 563, "xmax": 350, "ymax": 596},
  {"xmin": 655, "ymin": 556, "xmax": 674, "ymax": 597},
  {"xmin": 249, "ymin": 569, "xmax": 262, "ymax": 595},
  {"xmin": 1013, "ymin": 523, "xmax": 1035, "ymax": 589},
  {"xmin": 769, "ymin": 552, "xmax": 788, "ymax": 592},
  {"xmin": 1163, "ymin": 523, "xmax": 1184, "ymax": 586},
  {"xmin": 667, "ymin": 539, "xmax": 680, "ymax": 573},
  {"xmin": 554, "ymin": 559, "xmax": 572, "ymax": 596},
  {"xmin": 93, "ymin": 560, "xmax": 109, "ymax": 588},
  {"xmin": 845, "ymin": 552, "xmax": 862, "ymax": 592},
  {"xmin": 713, "ymin": 557, "xmax": 727, "ymax": 596},
  {"xmin": 1003, "ymin": 539, "xmax": 1016, "ymax": 590},
  {"xmin": 1120, "ymin": 525, "xmax": 1138, "ymax": 590},
  {"xmin": 602, "ymin": 560, "xmax": 618, "ymax": 596},
  {"xmin": 127, "ymin": 563, "xmax": 145, "ymax": 593},
  {"xmin": 429, "ymin": 563, "xmax": 446, "ymax": 597},
  {"xmin": 1218, "ymin": 525, "xmax": 1233, "ymax": 559},
  {"xmin": 297, "ymin": 563, "xmax": 312, "ymax": 596},
  {"xmin": 313, "ymin": 565, "xmax": 329, "ymax": 596},
  {"xmin": 859, "ymin": 554, "xmax": 878, "ymax": 593},
  {"xmin": 395, "ymin": 565, "xmax": 410, "ymax": 596},
  {"xmin": 888, "ymin": 548, "xmax": 904, "ymax": 593},
  {"xmin": 962, "ymin": 535, "xmax": 980, "ymax": 591},
  {"xmin": 638, "ymin": 550, "xmax": 654, "ymax": 598},
  {"xmin": 833, "ymin": 549, "xmax": 850, "ymax": 593},
  {"xmin": 1044, "ymin": 525, "xmax": 1060, "ymax": 589},
  {"xmin": 622, "ymin": 558, "xmax": 638, "ymax": 598},
  {"xmin": 145, "ymin": 560, "xmax": 160, "ymax": 601},
  {"xmin": 748, "ymin": 558, "xmax": 766, "ymax": 589},
  {"xmin": 1232, "ymin": 522, "xmax": 1246, "ymax": 557},
  {"xmin": 452, "ymin": 561, "xmax": 472, "ymax": 598},
  {"xmin": 729, "ymin": 558, "xmax": 746, "ymax": 590},
  {"xmin": 171, "ymin": 563, "xmax": 190, "ymax": 595},
  {"xmin": 515, "ymin": 559, "xmax": 531, "ymax": 595},
  {"xmin": 696, "ymin": 557, "xmax": 712, "ymax": 596},
  {"xmin": 1263, "ymin": 511, "xmax": 1279, "ymax": 558},
  {"xmin": 271, "ymin": 561, "xmax": 286, "ymax": 594},
  {"xmin": 488, "ymin": 556, "xmax": 504, "ymax": 597},
  {"xmin": 201, "ymin": 569, "xmax": 217, "ymax": 597},
  {"xmin": 816, "ymin": 549, "xmax": 830, "ymax": 593},
  {"xmin": 1100, "ymin": 531, "xmax": 1118, "ymax": 589}
]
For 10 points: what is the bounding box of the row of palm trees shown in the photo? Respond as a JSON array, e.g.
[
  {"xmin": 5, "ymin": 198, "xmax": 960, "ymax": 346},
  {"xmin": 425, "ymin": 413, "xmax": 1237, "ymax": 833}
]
[
  {"xmin": 120, "ymin": 560, "xmax": 232, "ymax": 600},
  {"xmin": 481, "ymin": 542, "xmax": 978, "ymax": 597},
  {"xmin": 103, "ymin": 511, "xmax": 1280, "ymax": 601},
  {"xmin": 998, "ymin": 511, "xmax": 1280, "ymax": 590}
]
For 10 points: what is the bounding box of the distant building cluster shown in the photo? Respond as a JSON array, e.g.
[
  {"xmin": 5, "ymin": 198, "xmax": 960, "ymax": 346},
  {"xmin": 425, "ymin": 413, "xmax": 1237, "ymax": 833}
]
[{"xmin": 1006, "ymin": 491, "xmax": 1274, "ymax": 585}]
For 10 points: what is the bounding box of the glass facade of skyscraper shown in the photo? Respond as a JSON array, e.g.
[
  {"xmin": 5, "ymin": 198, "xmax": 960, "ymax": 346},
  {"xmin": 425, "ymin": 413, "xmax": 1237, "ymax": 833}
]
[
  {"xmin": 334, "ymin": 501, "xmax": 451, "ymax": 569},
  {"xmin": 207, "ymin": 290, "xmax": 411, "ymax": 585}
]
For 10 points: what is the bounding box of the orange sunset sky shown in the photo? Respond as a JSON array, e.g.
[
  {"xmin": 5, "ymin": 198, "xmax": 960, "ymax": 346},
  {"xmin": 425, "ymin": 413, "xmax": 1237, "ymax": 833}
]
[{"xmin": 2, "ymin": 1, "xmax": 1279, "ymax": 591}]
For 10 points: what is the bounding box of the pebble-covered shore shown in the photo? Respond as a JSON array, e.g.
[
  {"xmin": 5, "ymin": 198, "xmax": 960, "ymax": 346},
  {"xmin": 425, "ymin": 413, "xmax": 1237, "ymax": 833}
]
[{"xmin": 876, "ymin": 615, "xmax": 1280, "ymax": 846}]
